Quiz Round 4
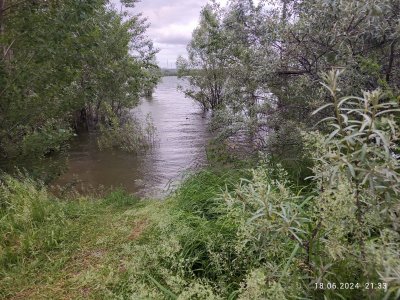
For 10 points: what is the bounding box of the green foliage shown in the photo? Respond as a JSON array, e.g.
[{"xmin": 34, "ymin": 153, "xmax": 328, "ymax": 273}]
[
  {"xmin": 0, "ymin": 0, "xmax": 161, "ymax": 177},
  {"xmin": 97, "ymin": 109, "xmax": 157, "ymax": 153},
  {"xmin": 305, "ymin": 69, "xmax": 400, "ymax": 298},
  {"xmin": 103, "ymin": 188, "xmax": 140, "ymax": 208},
  {"xmin": 0, "ymin": 174, "xmax": 72, "ymax": 271},
  {"xmin": 1, "ymin": 1, "xmax": 400, "ymax": 298},
  {"xmin": 312, "ymin": 69, "xmax": 400, "ymax": 196},
  {"xmin": 171, "ymin": 168, "xmax": 249, "ymax": 219},
  {"xmin": 177, "ymin": 3, "xmax": 229, "ymax": 111},
  {"xmin": 0, "ymin": 84, "xmax": 398, "ymax": 297},
  {"xmin": 100, "ymin": 72, "xmax": 399, "ymax": 299},
  {"xmin": 0, "ymin": 173, "xmax": 139, "ymax": 299},
  {"xmin": 181, "ymin": 0, "xmax": 400, "ymax": 182}
]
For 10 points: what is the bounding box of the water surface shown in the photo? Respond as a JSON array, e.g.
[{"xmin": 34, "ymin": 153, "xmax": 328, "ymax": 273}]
[{"xmin": 55, "ymin": 76, "xmax": 209, "ymax": 197}]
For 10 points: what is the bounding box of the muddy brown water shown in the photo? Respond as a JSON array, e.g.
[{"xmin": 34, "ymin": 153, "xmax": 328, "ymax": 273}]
[{"xmin": 54, "ymin": 76, "xmax": 210, "ymax": 198}]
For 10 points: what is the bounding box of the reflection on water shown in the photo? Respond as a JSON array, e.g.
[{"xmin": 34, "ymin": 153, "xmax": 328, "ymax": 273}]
[{"xmin": 55, "ymin": 76, "xmax": 209, "ymax": 198}]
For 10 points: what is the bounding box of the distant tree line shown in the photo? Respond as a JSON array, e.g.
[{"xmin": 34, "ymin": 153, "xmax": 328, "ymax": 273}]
[{"xmin": 161, "ymin": 69, "xmax": 178, "ymax": 76}]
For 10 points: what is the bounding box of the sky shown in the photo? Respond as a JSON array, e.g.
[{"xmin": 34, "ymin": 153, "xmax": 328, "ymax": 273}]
[{"xmin": 111, "ymin": 0, "xmax": 231, "ymax": 69}]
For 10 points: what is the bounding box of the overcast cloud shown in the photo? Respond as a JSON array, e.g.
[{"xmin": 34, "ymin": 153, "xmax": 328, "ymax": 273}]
[{"xmin": 111, "ymin": 0, "xmax": 230, "ymax": 68}]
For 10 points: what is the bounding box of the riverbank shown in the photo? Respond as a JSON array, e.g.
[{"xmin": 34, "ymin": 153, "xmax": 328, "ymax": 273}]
[
  {"xmin": 0, "ymin": 168, "xmax": 247, "ymax": 299},
  {"xmin": 1, "ymin": 163, "xmax": 392, "ymax": 299}
]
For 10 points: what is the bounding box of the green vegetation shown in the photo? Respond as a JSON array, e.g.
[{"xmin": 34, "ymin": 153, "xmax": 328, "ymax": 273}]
[
  {"xmin": 178, "ymin": 0, "xmax": 400, "ymax": 164},
  {"xmin": 97, "ymin": 113, "xmax": 157, "ymax": 153},
  {"xmin": 0, "ymin": 174, "xmax": 142, "ymax": 299},
  {"xmin": 1, "ymin": 101, "xmax": 399, "ymax": 297},
  {"xmin": 1, "ymin": 74, "xmax": 399, "ymax": 298},
  {"xmin": 1, "ymin": 0, "xmax": 399, "ymax": 299},
  {"xmin": 0, "ymin": 168, "xmax": 244, "ymax": 299},
  {"xmin": 0, "ymin": 0, "xmax": 160, "ymax": 179}
]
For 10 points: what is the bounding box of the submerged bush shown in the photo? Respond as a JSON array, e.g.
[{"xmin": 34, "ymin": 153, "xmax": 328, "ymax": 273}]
[{"xmin": 98, "ymin": 112, "xmax": 157, "ymax": 153}]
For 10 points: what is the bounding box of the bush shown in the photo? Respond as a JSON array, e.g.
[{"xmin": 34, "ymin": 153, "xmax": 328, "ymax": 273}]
[
  {"xmin": 110, "ymin": 71, "xmax": 399, "ymax": 299},
  {"xmin": 97, "ymin": 110, "xmax": 156, "ymax": 153}
]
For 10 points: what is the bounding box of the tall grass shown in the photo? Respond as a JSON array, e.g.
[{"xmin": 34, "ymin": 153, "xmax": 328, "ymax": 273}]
[
  {"xmin": 1, "ymin": 128, "xmax": 398, "ymax": 300},
  {"xmin": 0, "ymin": 175, "xmax": 140, "ymax": 299},
  {"xmin": 171, "ymin": 168, "xmax": 249, "ymax": 218}
]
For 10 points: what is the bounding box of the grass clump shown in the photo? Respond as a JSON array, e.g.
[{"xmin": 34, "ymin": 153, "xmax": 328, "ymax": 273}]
[
  {"xmin": 172, "ymin": 168, "xmax": 248, "ymax": 218},
  {"xmin": 0, "ymin": 175, "xmax": 70, "ymax": 269},
  {"xmin": 0, "ymin": 175, "xmax": 142, "ymax": 299}
]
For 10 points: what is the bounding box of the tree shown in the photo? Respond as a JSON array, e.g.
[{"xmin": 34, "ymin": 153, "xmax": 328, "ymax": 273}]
[
  {"xmin": 177, "ymin": 3, "xmax": 229, "ymax": 111},
  {"xmin": 183, "ymin": 0, "xmax": 399, "ymax": 176},
  {"xmin": 0, "ymin": 0, "xmax": 160, "ymax": 179}
]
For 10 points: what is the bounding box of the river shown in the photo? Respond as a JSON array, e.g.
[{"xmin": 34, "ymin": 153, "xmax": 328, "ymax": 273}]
[{"xmin": 54, "ymin": 76, "xmax": 210, "ymax": 198}]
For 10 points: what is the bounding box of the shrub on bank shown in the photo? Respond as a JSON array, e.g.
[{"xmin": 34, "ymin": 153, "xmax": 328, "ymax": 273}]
[
  {"xmin": 107, "ymin": 72, "xmax": 399, "ymax": 299},
  {"xmin": 0, "ymin": 163, "xmax": 398, "ymax": 299},
  {"xmin": 1, "ymin": 71, "xmax": 399, "ymax": 298}
]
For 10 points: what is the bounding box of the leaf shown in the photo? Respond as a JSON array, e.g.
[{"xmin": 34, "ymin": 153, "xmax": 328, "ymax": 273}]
[
  {"xmin": 288, "ymin": 229, "xmax": 304, "ymax": 244},
  {"xmin": 279, "ymin": 243, "xmax": 300, "ymax": 282},
  {"xmin": 375, "ymin": 109, "xmax": 400, "ymax": 117},
  {"xmin": 341, "ymin": 157, "xmax": 356, "ymax": 177},
  {"xmin": 298, "ymin": 195, "xmax": 314, "ymax": 208},
  {"xmin": 360, "ymin": 143, "xmax": 367, "ymax": 161},
  {"xmin": 361, "ymin": 173, "xmax": 370, "ymax": 185},
  {"xmin": 327, "ymin": 128, "xmax": 340, "ymax": 141},
  {"xmin": 338, "ymin": 96, "xmax": 363, "ymax": 107},
  {"xmin": 343, "ymin": 125, "xmax": 359, "ymax": 132},
  {"xmin": 312, "ymin": 103, "xmax": 334, "ymax": 115},
  {"xmin": 339, "ymin": 113, "xmax": 349, "ymax": 124},
  {"xmin": 371, "ymin": 130, "xmax": 390, "ymax": 151},
  {"xmin": 147, "ymin": 275, "xmax": 178, "ymax": 299},
  {"xmin": 247, "ymin": 208, "xmax": 265, "ymax": 224},
  {"xmin": 320, "ymin": 82, "xmax": 335, "ymax": 98},
  {"xmin": 315, "ymin": 117, "xmax": 336, "ymax": 127}
]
